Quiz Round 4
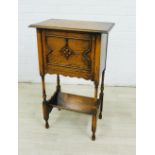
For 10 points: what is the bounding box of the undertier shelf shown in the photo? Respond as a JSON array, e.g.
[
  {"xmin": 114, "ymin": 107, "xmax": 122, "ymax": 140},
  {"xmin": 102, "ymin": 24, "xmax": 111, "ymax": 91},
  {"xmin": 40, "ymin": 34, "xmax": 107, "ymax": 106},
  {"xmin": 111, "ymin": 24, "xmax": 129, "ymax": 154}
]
[{"xmin": 47, "ymin": 92, "xmax": 99, "ymax": 114}]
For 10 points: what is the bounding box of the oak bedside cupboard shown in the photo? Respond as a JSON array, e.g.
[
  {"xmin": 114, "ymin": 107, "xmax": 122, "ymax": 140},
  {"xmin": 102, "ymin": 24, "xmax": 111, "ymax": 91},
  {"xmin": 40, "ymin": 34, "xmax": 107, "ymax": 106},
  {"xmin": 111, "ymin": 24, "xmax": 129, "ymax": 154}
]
[{"xmin": 29, "ymin": 19, "xmax": 114, "ymax": 141}]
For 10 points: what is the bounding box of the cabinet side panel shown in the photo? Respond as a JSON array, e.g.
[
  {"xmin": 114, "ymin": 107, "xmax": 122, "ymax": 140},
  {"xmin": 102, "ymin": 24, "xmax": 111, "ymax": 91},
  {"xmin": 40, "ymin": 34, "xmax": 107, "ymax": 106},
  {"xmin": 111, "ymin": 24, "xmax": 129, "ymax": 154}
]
[
  {"xmin": 37, "ymin": 29, "xmax": 44, "ymax": 75},
  {"xmin": 41, "ymin": 30, "xmax": 48, "ymax": 73},
  {"xmin": 94, "ymin": 34, "xmax": 101, "ymax": 84},
  {"xmin": 100, "ymin": 34, "xmax": 108, "ymax": 75}
]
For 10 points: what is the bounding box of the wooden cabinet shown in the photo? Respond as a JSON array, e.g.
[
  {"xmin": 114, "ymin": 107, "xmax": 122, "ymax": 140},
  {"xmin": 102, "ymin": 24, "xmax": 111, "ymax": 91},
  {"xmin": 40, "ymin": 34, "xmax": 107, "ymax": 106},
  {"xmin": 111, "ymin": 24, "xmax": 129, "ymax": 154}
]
[
  {"xmin": 30, "ymin": 19, "xmax": 114, "ymax": 140},
  {"xmin": 44, "ymin": 30, "xmax": 95, "ymax": 80}
]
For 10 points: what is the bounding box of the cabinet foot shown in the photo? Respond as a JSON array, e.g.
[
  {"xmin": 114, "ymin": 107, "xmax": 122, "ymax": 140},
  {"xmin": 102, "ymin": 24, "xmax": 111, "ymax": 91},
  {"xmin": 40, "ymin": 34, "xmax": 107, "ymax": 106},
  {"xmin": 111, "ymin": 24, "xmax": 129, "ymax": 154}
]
[
  {"xmin": 99, "ymin": 113, "xmax": 102, "ymax": 119},
  {"xmin": 43, "ymin": 101, "xmax": 50, "ymax": 128},
  {"xmin": 45, "ymin": 121, "xmax": 49, "ymax": 129},
  {"xmin": 91, "ymin": 114, "xmax": 97, "ymax": 141},
  {"xmin": 92, "ymin": 133, "xmax": 96, "ymax": 141}
]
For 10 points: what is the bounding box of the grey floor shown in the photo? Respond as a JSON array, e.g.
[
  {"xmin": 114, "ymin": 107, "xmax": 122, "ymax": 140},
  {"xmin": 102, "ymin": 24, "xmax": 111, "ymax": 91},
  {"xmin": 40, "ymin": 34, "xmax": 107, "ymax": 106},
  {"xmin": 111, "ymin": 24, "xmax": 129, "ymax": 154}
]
[{"xmin": 19, "ymin": 83, "xmax": 136, "ymax": 155}]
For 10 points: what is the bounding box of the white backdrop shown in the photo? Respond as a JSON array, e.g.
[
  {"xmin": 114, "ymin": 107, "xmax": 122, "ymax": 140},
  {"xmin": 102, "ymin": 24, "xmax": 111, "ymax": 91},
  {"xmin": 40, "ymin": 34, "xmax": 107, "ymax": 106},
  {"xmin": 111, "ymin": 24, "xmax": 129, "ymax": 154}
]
[{"xmin": 18, "ymin": 0, "xmax": 135, "ymax": 86}]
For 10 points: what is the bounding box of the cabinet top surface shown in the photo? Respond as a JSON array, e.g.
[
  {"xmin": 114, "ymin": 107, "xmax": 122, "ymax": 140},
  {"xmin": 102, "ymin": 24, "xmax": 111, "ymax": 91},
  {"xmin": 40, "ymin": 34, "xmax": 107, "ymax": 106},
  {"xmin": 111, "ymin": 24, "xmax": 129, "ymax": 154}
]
[{"xmin": 29, "ymin": 19, "xmax": 114, "ymax": 33}]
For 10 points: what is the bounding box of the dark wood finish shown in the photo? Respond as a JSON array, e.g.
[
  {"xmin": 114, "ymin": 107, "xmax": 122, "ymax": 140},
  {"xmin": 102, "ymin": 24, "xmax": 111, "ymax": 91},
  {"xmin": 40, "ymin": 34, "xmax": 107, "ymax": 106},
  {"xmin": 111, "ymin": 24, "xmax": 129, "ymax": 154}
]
[
  {"xmin": 56, "ymin": 74, "xmax": 61, "ymax": 91},
  {"xmin": 99, "ymin": 69, "xmax": 105, "ymax": 119},
  {"xmin": 30, "ymin": 19, "xmax": 114, "ymax": 141}
]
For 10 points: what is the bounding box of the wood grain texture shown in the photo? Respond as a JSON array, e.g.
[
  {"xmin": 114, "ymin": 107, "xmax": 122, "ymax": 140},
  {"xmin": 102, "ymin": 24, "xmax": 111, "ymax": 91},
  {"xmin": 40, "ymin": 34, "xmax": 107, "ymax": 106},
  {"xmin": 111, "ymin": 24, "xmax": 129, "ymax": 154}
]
[
  {"xmin": 45, "ymin": 31, "xmax": 93, "ymax": 71},
  {"xmin": 46, "ymin": 64, "xmax": 93, "ymax": 80},
  {"xmin": 47, "ymin": 92, "xmax": 99, "ymax": 115},
  {"xmin": 36, "ymin": 29, "xmax": 44, "ymax": 75},
  {"xmin": 44, "ymin": 30, "xmax": 95, "ymax": 80},
  {"xmin": 94, "ymin": 34, "xmax": 101, "ymax": 84},
  {"xmin": 29, "ymin": 19, "xmax": 115, "ymax": 33}
]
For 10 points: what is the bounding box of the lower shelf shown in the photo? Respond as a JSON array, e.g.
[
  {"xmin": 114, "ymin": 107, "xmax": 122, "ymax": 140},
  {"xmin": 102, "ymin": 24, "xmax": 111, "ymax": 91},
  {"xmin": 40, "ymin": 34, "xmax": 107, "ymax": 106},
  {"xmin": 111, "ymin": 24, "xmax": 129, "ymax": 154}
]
[{"xmin": 47, "ymin": 91, "xmax": 99, "ymax": 114}]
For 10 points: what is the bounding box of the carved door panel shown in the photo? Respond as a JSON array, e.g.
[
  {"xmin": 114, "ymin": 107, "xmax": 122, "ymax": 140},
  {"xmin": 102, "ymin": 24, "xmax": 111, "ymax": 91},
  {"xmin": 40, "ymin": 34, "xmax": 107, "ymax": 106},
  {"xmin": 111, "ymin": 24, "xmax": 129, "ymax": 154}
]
[{"xmin": 43, "ymin": 30, "xmax": 95, "ymax": 80}]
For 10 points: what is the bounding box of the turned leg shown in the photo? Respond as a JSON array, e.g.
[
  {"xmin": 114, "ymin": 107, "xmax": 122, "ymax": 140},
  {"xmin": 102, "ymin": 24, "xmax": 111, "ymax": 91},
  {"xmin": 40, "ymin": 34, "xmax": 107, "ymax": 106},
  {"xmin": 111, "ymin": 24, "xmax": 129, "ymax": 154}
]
[
  {"xmin": 92, "ymin": 114, "xmax": 97, "ymax": 140},
  {"xmin": 94, "ymin": 81, "xmax": 99, "ymax": 99},
  {"xmin": 99, "ymin": 69, "xmax": 105, "ymax": 119},
  {"xmin": 99, "ymin": 92, "xmax": 103, "ymax": 119},
  {"xmin": 42, "ymin": 101, "xmax": 49, "ymax": 128},
  {"xmin": 56, "ymin": 74, "xmax": 61, "ymax": 92},
  {"xmin": 41, "ymin": 75, "xmax": 49, "ymax": 128},
  {"xmin": 91, "ymin": 82, "xmax": 98, "ymax": 140},
  {"xmin": 56, "ymin": 74, "xmax": 61, "ymax": 111}
]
